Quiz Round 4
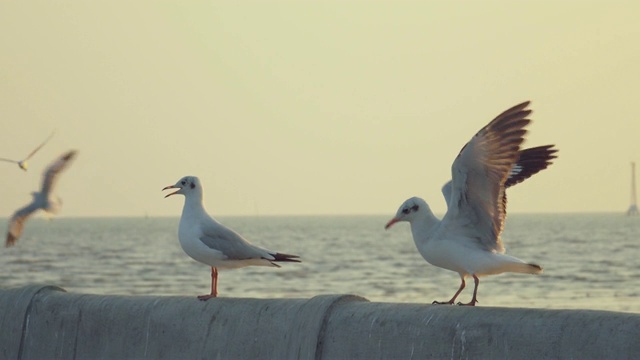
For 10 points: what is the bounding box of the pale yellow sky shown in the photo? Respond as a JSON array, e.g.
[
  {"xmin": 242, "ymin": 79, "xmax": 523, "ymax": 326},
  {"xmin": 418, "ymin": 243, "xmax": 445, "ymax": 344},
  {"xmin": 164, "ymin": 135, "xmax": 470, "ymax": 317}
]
[{"xmin": 1, "ymin": 1, "xmax": 639, "ymax": 217}]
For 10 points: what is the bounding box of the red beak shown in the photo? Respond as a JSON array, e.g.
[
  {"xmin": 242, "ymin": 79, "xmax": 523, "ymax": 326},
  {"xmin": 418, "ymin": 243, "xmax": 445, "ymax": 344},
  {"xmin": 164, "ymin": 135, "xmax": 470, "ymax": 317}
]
[
  {"xmin": 385, "ymin": 217, "xmax": 399, "ymax": 230},
  {"xmin": 162, "ymin": 185, "xmax": 179, "ymax": 198}
]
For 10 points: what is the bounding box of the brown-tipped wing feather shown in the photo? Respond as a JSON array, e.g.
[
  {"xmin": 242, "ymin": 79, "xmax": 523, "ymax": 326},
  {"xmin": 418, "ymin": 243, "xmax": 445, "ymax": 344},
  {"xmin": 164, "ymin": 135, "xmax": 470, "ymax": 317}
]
[
  {"xmin": 505, "ymin": 145, "xmax": 558, "ymax": 187},
  {"xmin": 443, "ymin": 101, "xmax": 533, "ymax": 253},
  {"xmin": 441, "ymin": 144, "xmax": 558, "ymax": 208},
  {"xmin": 500, "ymin": 145, "xmax": 558, "ymax": 212}
]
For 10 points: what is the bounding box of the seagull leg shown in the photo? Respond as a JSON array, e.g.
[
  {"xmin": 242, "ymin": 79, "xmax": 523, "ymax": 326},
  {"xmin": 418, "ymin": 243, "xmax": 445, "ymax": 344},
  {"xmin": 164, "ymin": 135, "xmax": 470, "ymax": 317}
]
[
  {"xmin": 212, "ymin": 267, "xmax": 218, "ymax": 297},
  {"xmin": 433, "ymin": 277, "xmax": 466, "ymax": 305},
  {"xmin": 457, "ymin": 275, "xmax": 480, "ymax": 306},
  {"xmin": 197, "ymin": 267, "xmax": 218, "ymax": 301}
]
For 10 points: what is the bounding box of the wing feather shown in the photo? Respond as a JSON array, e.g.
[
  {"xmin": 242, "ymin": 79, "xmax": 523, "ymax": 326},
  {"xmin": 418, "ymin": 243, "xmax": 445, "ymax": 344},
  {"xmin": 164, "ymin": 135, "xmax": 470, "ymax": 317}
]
[
  {"xmin": 441, "ymin": 144, "xmax": 558, "ymax": 207},
  {"xmin": 442, "ymin": 101, "xmax": 532, "ymax": 252},
  {"xmin": 200, "ymin": 224, "xmax": 273, "ymax": 261},
  {"xmin": 6, "ymin": 202, "xmax": 40, "ymax": 247},
  {"xmin": 40, "ymin": 150, "xmax": 77, "ymax": 195},
  {"xmin": 505, "ymin": 145, "xmax": 558, "ymax": 187},
  {"xmin": 24, "ymin": 130, "xmax": 56, "ymax": 161}
]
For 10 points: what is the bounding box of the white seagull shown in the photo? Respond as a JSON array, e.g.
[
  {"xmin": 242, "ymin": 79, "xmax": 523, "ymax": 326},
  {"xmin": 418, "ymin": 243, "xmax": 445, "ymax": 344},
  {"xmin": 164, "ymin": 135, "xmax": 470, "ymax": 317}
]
[
  {"xmin": 0, "ymin": 130, "xmax": 56, "ymax": 171},
  {"xmin": 6, "ymin": 150, "xmax": 78, "ymax": 247},
  {"xmin": 163, "ymin": 176, "xmax": 301, "ymax": 300},
  {"xmin": 385, "ymin": 101, "xmax": 557, "ymax": 306}
]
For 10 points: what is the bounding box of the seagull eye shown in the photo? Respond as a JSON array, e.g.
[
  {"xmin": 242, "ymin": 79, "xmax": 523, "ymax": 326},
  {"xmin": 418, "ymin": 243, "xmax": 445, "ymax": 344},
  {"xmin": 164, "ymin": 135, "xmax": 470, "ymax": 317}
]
[
  {"xmin": 181, "ymin": 181, "xmax": 186, "ymax": 185},
  {"xmin": 411, "ymin": 205, "xmax": 419, "ymax": 211},
  {"xmin": 402, "ymin": 208, "xmax": 410, "ymax": 214}
]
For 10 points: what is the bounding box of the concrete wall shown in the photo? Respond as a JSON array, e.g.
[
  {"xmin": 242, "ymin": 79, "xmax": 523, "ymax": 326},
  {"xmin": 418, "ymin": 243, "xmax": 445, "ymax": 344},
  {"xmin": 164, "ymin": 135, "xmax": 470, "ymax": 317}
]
[{"xmin": 1, "ymin": 285, "xmax": 639, "ymax": 359}]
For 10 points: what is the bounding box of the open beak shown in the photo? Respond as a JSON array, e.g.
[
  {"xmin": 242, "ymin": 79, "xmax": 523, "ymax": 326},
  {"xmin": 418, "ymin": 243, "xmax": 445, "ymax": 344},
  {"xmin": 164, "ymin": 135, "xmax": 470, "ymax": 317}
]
[
  {"xmin": 162, "ymin": 185, "xmax": 180, "ymax": 198},
  {"xmin": 385, "ymin": 217, "xmax": 399, "ymax": 230}
]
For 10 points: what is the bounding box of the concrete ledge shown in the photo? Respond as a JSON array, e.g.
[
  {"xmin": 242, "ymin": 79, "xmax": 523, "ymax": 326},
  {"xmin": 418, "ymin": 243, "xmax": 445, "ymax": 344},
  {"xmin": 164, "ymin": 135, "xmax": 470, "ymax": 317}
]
[{"xmin": 1, "ymin": 285, "xmax": 639, "ymax": 359}]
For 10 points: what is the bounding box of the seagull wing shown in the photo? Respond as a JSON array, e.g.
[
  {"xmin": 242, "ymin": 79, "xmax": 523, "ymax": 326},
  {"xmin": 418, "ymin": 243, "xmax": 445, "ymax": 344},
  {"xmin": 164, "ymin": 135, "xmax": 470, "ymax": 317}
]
[
  {"xmin": 0, "ymin": 158, "xmax": 19, "ymax": 164},
  {"xmin": 24, "ymin": 130, "xmax": 56, "ymax": 161},
  {"xmin": 441, "ymin": 144, "xmax": 558, "ymax": 208},
  {"xmin": 505, "ymin": 145, "xmax": 558, "ymax": 187},
  {"xmin": 441, "ymin": 101, "xmax": 531, "ymax": 253},
  {"xmin": 199, "ymin": 223, "xmax": 275, "ymax": 262},
  {"xmin": 6, "ymin": 201, "xmax": 41, "ymax": 247},
  {"xmin": 40, "ymin": 150, "xmax": 77, "ymax": 195}
]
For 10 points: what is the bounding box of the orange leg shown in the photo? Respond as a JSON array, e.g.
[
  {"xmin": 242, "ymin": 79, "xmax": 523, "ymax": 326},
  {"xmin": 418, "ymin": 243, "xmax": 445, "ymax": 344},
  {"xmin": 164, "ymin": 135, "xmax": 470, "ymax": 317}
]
[
  {"xmin": 433, "ymin": 277, "xmax": 466, "ymax": 305},
  {"xmin": 197, "ymin": 267, "xmax": 218, "ymax": 301},
  {"xmin": 457, "ymin": 275, "xmax": 479, "ymax": 306}
]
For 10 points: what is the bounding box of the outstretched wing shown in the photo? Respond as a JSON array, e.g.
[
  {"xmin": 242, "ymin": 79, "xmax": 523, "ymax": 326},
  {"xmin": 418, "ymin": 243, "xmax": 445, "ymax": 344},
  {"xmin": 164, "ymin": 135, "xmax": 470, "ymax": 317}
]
[
  {"xmin": 40, "ymin": 150, "xmax": 77, "ymax": 195},
  {"xmin": 24, "ymin": 130, "xmax": 56, "ymax": 161},
  {"xmin": 441, "ymin": 101, "xmax": 531, "ymax": 253},
  {"xmin": 441, "ymin": 144, "xmax": 558, "ymax": 208},
  {"xmin": 0, "ymin": 158, "xmax": 19, "ymax": 164},
  {"xmin": 505, "ymin": 145, "xmax": 558, "ymax": 187},
  {"xmin": 6, "ymin": 202, "xmax": 40, "ymax": 247}
]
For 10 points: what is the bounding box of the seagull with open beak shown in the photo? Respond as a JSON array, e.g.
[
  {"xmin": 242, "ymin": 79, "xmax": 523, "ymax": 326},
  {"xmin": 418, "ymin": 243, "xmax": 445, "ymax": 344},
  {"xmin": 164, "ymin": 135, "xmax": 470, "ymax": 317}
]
[{"xmin": 163, "ymin": 176, "xmax": 300, "ymax": 300}]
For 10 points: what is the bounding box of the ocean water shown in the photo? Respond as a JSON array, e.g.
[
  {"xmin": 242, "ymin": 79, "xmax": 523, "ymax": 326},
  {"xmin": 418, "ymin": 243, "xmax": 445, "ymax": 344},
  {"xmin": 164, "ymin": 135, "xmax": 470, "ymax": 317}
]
[{"xmin": 1, "ymin": 214, "xmax": 639, "ymax": 313}]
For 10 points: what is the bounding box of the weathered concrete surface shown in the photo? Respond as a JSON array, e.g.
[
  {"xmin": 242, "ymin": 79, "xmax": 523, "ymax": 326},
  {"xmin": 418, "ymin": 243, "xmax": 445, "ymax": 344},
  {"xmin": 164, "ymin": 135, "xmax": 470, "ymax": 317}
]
[
  {"xmin": 320, "ymin": 301, "xmax": 640, "ymax": 359},
  {"xmin": 1, "ymin": 285, "xmax": 639, "ymax": 359}
]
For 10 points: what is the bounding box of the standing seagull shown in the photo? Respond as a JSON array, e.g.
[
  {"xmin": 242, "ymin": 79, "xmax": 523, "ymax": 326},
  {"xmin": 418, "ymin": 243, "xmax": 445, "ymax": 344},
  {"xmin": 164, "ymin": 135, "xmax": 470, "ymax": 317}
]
[
  {"xmin": 385, "ymin": 102, "xmax": 557, "ymax": 306},
  {"xmin": 0, "ymin": 130, "xmax": 56, "ymax": 171},
  {"xmin": 6, "ymin": 150, "xmax": 77, "ymax": 247},
  {"xmin": 163, "ymin": 176, "xmax": 300, "ymax": 300}
]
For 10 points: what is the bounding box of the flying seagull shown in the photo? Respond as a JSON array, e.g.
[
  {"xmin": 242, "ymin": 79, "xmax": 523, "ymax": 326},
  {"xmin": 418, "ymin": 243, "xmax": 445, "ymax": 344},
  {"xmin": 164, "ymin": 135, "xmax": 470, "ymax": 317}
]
[
  {"xmin": 0, "ymin": 130, "xmax": 56, "ymax": 171},
  {"xmin": 6, "ymin": 150, "xmax": 78, "ymax": 247},
  {"xmin": 385, "ymin": 101, "xmax": 557, "ymax": 306},
  {"xmin": 163, "ymin": 176, "xmax": 300, "ymax": 300}
]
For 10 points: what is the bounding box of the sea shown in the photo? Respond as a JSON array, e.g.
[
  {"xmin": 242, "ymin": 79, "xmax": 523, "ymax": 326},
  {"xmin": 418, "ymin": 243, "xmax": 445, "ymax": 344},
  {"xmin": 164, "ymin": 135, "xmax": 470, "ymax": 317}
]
[{"xmin": 1, "ymin": 214, "xmax": 639, "ymax": 313}]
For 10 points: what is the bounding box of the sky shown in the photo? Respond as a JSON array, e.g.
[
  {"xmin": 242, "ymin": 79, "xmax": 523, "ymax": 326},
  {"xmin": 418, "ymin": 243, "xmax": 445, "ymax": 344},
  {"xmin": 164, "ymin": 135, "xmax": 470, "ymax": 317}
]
[{"xmin": 1, "ymin": 1, "xmax": 639, "ymax": 217}]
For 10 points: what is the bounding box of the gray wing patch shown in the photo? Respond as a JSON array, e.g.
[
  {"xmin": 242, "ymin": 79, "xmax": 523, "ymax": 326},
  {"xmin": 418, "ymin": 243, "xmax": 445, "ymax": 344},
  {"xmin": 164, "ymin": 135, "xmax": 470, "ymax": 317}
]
[{"xmin": 199, "ymin": 225, "xmax": 272, "ymax": 261}]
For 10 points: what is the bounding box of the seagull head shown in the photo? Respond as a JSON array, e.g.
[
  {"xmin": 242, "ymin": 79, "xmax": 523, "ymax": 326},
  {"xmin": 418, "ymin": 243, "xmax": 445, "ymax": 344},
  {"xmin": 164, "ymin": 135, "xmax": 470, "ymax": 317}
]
[
  {"xmin": 162, "ymin": 176, "xmax": 202, "ymax": 198},
  {"xmin": 385, "ymin": 197, "xmax": 428, "ymax": 229}
]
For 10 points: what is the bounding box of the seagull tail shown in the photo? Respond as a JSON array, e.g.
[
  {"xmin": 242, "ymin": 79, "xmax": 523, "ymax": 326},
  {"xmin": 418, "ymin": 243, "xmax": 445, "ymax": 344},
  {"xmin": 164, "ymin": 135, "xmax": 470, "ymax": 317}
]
[
  {"xmin": 490, "ymin": 253, "xmax": 543, "ymax": 275},
  {"xmin": 507, "ymin": 262, "xmax": 543, "ymax": 275}
]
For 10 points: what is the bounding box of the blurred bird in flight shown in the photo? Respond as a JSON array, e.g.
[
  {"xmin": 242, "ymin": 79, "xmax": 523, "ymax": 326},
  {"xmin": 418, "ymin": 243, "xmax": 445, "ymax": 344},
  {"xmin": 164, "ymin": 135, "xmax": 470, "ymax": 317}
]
[
  {"xmin": 0, "ymin": 130, "xmax": 56, "ymax": 171},
  {"xmin": 6, "ymin": 150, "xmax": 77, "ymax": 247}
]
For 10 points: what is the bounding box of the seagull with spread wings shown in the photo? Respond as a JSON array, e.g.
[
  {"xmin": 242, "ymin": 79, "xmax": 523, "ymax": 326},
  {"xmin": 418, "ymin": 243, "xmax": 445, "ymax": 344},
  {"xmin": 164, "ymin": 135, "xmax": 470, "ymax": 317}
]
[
  {"xmin": 385, "ymin": 102, "xmax": 557, "ymax": 306},
  {"xmin": 6, "ymin": 150, "xmax": 77, "ymax": 247}
]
